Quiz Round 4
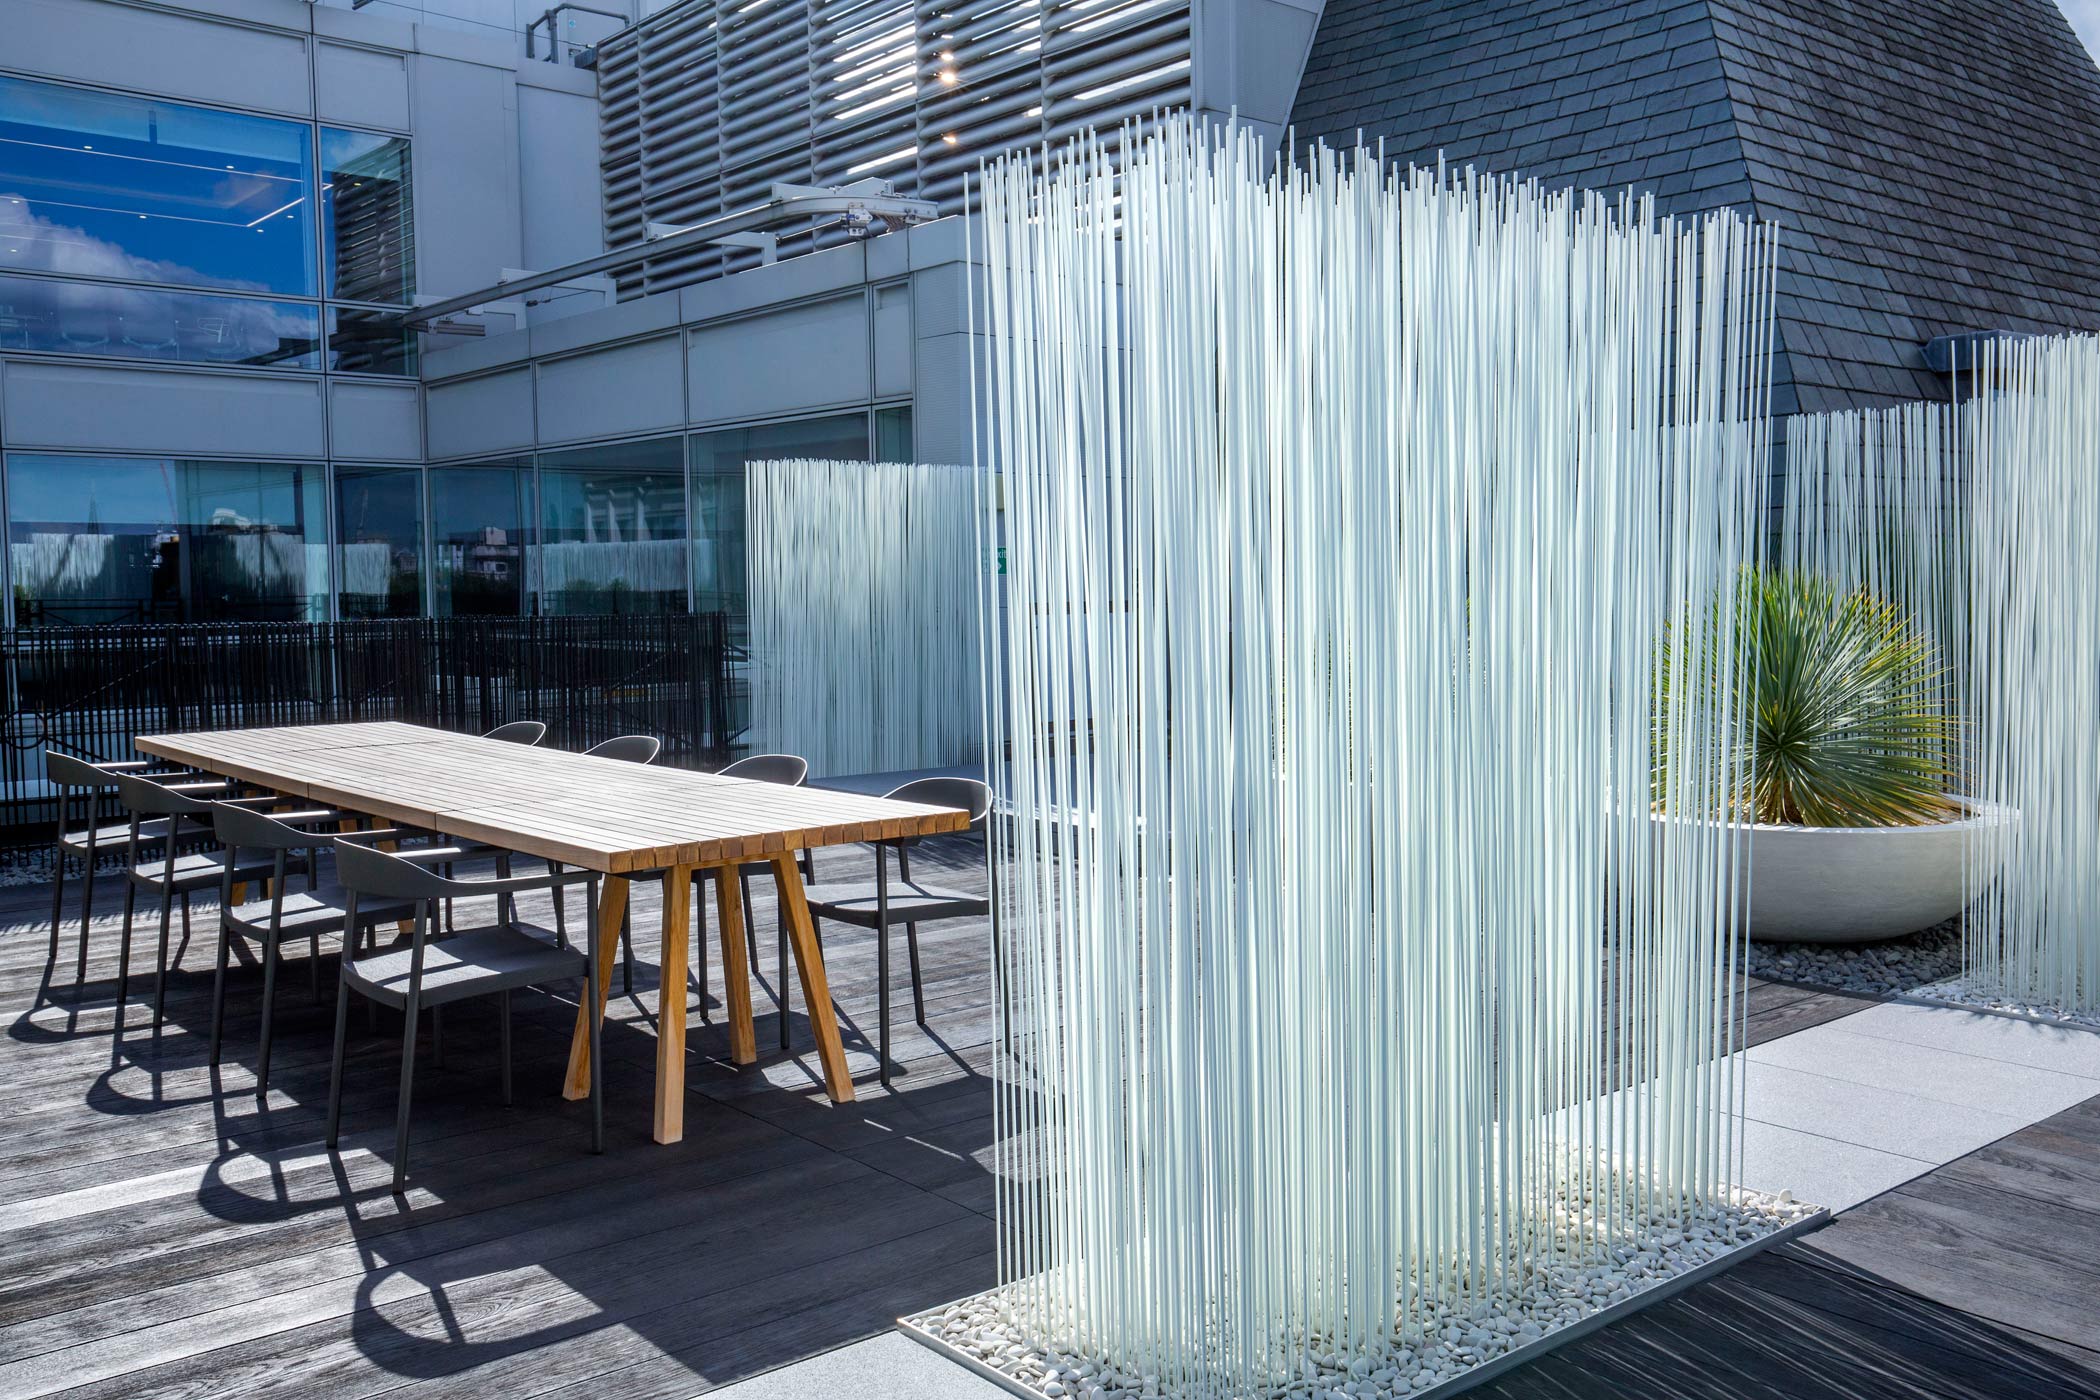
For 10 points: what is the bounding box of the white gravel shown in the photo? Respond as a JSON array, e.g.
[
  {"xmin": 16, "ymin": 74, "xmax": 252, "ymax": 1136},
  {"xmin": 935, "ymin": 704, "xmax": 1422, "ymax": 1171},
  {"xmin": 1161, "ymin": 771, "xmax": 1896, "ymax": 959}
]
[{"xmin": 908, "ymin": 1178, "xmax": 1816, "ymax": 1400}]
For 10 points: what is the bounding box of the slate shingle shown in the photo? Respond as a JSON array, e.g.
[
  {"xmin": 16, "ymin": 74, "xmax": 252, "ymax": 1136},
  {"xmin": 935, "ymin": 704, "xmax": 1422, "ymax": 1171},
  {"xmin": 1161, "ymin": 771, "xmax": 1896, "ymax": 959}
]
[{"xmin": 1288, "ymin": 0, "xmax": 2100, "ymax": 413}]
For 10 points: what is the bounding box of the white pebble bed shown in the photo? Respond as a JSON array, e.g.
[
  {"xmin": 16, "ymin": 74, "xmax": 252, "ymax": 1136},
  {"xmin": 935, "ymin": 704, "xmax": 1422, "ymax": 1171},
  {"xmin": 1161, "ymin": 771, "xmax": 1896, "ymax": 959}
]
[
  {"xmin": 909, "ymin": 1187, "xmax": 1817, "ymax": 1400},
  {"xmin": 1905, "ymin": 975, "xmax": 2100, "ymax": 1033}
]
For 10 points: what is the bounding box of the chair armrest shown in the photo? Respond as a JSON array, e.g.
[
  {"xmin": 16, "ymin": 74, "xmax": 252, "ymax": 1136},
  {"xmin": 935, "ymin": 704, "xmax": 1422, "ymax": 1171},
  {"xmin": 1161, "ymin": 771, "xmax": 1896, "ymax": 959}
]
[
  {"xmin": 462, "ymin": 866, "xmax": 596, "ymax": 896},
  {"xmin": 272, "ymin": 808, "xmax": 348, "ymax": 828}
]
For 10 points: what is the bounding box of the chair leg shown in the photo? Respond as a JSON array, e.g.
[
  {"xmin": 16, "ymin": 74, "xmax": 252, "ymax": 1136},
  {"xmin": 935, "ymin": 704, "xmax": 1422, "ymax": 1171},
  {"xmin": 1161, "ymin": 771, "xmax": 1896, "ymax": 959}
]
[
  {"xmin": 906, "ymin": 920, "xmax": 927, "ymax": 1026},
  {"xmin": 309, "ymin": 928, "xmax": 321, "ymax": 1002},
  {"xmin": 693, "ymin": 874, "xmax": 711, "ymax": 1024},
  {"xmin": 76, "ymin": 852, "xmax": 97, "ymax": 988},
  {"xmin": 152, "ymin": 883, "xmax": 175, "ymax": 1030},
  {"xmin": 325, "ymin": 975, "xmax": 352, "ymax": 1148},
  {"xmin": 877, "ymin": 911, "xmax": 892, "ymax": 1089},
  {"xmin": 116, "ymin": 880, "xmax": 137, "ymax": 1020},
  {"xmin": 552, "ymin": 864, "xmax": 569, "ymax": 949},
  {"xmin": 495, "ymin": 853, "xmax": 515, "ymax": 931},
  {"xmin": 393, "ymin": 991, "xmax": 422, "ymax": 1193},
  {"xmin": 46, "ymin": 846, "xmax": 67, "ymax": 983},
  {"xmin": 758, "ymin": 870, "xmax": 786, "ymax": 1049},
  {"xmin": 620, "ymin": 907, "xmax": 634, "ymax": 997},
  {"xmin": 499, "ymin": 989, "xmax": 513, "ymax": 1107},
  {"xmin": 257, "ymin": 930, "xmax": 282, "ymax": 1093},
  {"xmin": 175, "ymin": 890, "xmax": 192, "ymax": 969},
  {"xmin": 587, "ymin": 937, "xmax": 604, "ymax": 1155},
  {"xmin": 208, "ymin": 919, "xmax": 231, "ymax": 1066}
]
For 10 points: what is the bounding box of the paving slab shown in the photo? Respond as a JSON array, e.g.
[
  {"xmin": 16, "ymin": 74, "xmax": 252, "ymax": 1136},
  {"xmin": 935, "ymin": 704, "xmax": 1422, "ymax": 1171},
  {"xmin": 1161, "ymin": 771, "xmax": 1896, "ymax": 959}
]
[{"xmin": 702, "ymin": 1331, "xmax": 1008, "ymax": 1400}]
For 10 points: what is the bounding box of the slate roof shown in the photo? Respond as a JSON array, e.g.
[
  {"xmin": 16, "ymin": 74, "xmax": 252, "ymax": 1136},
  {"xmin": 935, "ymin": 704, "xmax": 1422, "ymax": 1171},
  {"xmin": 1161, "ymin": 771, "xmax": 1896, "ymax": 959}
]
[{"xmin": 1290, "ymin": 0, "xmax": 2100, "ymax": 415}]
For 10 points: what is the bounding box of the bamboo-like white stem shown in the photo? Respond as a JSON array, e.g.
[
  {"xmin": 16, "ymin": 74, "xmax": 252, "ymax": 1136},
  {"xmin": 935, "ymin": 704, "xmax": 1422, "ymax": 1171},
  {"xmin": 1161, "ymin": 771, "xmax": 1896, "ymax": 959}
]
[
  {"xmin": 1782, "ymin": 339, "xmax": 2100, "ymax": 1018},
  {"xmin": 746, "ymin": 457, "xmax": 984, "ymax": 778},
  {"xmin": 975, "ymin": 119, "xmax": 1777, "ymax": 1393}
]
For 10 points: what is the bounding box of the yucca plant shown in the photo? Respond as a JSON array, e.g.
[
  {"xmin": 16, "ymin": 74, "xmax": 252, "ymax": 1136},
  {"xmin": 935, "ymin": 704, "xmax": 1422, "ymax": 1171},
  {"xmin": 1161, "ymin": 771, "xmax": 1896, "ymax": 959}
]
[{"xmin": 1659, "ymin": 569, "xmax": 1957, "ymax": 827}]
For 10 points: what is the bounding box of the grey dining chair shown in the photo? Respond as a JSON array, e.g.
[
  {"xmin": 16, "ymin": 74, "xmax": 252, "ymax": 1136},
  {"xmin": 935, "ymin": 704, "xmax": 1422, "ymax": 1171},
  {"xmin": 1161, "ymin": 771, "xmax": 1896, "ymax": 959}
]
[
  {"xmin": 44, "ymin": 751, "xmax": 164, "ymax": 989},
  {"xmin": 691, "ymin": 753, "xmax": 810, "ymax": 1037},
  {"xmin": 484, "ymin": 720, "xmax": 547, "ymax": 745},
  {"xmin": 110, "ymin": 771, "xmax": 297, "ymax": 1031},
  {"xmin": 802, "ymin": 776, "xmax": 994, "ymax": 1086},
  {"xmin": 540, "ymin": 734, "xmax": 661, "ymax": 987},
  {"xmin": 325, "ymin": 836, "xmax": 601, "ymax": 1192},
  {"xmin": 207, "ymin": 802, "xmax": 416, "ymax": 1092}
]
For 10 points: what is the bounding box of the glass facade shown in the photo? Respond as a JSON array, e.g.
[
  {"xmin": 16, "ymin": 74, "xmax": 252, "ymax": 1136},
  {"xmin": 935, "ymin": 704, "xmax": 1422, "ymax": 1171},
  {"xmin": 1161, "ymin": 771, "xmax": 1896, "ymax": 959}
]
[
  {"xmin": 321, "ymin": 128, "xmax": 413, "ymax": 304},
  {"xmin": 874, "ymin": 405, "xmax": 914, "ymax": 462},
  {"xmin": 539, "ymin": 438, "xmax": 689, "ymax": 615},
  {"xmin": 1, "ymin": 417, "xmax": 922, "ymax": 624},
  {"xmin": 335, "ymin": 466, "xmax": 423, "ymax": 617},
  {"xmin": 431, "ymin": 461, "xmax": 529, "ymax": 616},
  {"xmin": 6, "ymin": 454, "xmax": 327, "ymax": 624},
  {"xmin": 688, "ymin": 413, "xmax": 872, "ymax": 616},
  {"xmin": 0, "ymin": 273, "xmax": 320, "ymax": 366},
  {"xmin": 0, "ymin": 75, "xmax": 413, "ymax": 376},
  {"xmin": 327, "ymin": 305, "xmax": 416, "ymax": 375},
  {"xmin": 0, "ymin": 75, "xmax": 315, "ymax": 295}
]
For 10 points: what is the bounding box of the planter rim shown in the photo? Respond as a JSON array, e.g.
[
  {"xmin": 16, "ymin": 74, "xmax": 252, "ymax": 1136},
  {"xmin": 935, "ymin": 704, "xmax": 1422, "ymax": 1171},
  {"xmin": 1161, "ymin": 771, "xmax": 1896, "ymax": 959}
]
[{"xmin": 1651, "ymin": 795, "xmax": 2013, "ymax": 838}]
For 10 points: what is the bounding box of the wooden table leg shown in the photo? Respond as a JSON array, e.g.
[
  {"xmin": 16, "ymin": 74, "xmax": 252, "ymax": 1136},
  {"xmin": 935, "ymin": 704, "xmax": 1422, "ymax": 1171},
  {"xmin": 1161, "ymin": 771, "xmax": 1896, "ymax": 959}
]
[
  {"xmin": 564, "ymin": 874, "xmax": 628, "ymax": 1101},
  {"xmin": 654, "ymin": 865, "xmax": 693, "ymax": 1143},
  {"xmin": 770, "ymin": 851, "xmax": 855, "ymax": 1103},
  {"xmin": 713, "ymin": 863, "xmax": 757, "ymax": 1065}
]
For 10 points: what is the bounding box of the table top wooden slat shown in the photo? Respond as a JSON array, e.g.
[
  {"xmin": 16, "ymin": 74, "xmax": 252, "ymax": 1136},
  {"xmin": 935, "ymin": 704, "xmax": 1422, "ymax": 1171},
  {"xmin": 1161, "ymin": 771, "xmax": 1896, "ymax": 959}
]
[{"xmin": 136, "ymin": 721, "xmax": 971, "ymax": 873}]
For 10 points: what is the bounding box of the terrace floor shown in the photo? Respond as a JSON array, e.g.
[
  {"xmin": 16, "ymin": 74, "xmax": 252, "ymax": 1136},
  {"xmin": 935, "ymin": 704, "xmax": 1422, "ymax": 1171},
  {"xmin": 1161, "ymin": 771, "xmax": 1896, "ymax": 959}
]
[{"xmin": 0, "ymin": 841, "xmax": 2093, "ymax": 1399}]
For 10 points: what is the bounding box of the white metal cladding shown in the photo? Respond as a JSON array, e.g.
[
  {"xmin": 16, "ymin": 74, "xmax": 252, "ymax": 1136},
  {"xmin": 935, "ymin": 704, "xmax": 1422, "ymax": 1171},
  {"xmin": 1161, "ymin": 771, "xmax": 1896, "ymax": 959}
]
[{"xmin": 595, "ymin": 0, "xmax": 1193, "ymax": 298}]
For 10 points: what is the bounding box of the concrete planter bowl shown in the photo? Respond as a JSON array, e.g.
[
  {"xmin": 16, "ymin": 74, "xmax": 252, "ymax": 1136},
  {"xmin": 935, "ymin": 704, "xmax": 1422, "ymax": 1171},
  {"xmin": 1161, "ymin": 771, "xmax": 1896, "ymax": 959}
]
[{"xmin": 1741, "ymin": 800, "xmax": 2011, "ymax": 944}]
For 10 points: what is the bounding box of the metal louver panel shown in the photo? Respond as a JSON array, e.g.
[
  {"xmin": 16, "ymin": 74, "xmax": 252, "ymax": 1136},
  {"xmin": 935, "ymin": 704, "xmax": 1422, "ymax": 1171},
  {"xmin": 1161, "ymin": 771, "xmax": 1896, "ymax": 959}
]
[{"xmin": 595, "ymin": 0, "xmax": 1192, "ymax": 299}]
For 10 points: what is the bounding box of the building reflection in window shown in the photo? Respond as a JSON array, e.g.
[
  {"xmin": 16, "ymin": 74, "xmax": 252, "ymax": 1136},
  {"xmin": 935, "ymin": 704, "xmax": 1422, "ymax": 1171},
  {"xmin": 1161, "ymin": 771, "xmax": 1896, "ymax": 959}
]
[
  {"xmin": 688, "ymin": 413, "xmax": 871, "ymax": 619},
  {"xmin": 538, "ymin": 437, "xmax": 688, "ymax": 615},
  {"xmin": 321, "ymin": 128, "xmax": 413, "ymax": 305},
  {"xmin": 5, "ymin": 453, "xmax": 327, "ymax": 624},
  {"xmin": 336, "ymin": 466, "xmax": 424, "ymax": 618},
  {"xmin": 430, "ymin": 462, "xmax": 527, "ymax": 616},
  {"xmin": 0, "ymin": 272, "xmax": 319, "ymax": 367}
]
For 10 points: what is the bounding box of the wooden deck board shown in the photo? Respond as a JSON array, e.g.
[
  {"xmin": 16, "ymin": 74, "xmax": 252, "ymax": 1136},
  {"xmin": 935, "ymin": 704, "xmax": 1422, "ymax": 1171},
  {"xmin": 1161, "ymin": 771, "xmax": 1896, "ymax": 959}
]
[
  {"xmin": 1, "ymin": 825, "xmax": 2093, "ymax": 1399},
  {"xmin": 0, "ymin": 833, "xmax": 1000, "ymax": 1398}
]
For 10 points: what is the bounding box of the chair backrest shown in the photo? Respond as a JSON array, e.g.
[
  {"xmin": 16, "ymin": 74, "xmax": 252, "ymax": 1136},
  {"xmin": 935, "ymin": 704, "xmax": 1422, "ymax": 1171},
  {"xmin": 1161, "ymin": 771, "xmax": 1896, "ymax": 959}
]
[
  {"xmin": 211, "ymin": 800, "xmax": 324, "ymax": 853},
  {"xmin": 884, "ymin": 776, "xmax": 993, "ymax": 830},
  {"xmin": 483, "ymin": 720, "xmax": 547, "ymax": 745},
  {"xmin": 45, "ymin": 751, "xmax": 120, "ymax": 789},
  {"xmin": 585, "ymin": 734, "xmax": 661, "ymax": 765},
  {"xmin": 111, "ymin": 769, "xmax": 215, "ymax": 818},
  {"xmin": 719, "ymin": 753, "xmax": 809, "ymax": 787},
  {"xmin": 333, "ymin": 836, "xmax": 457, "ymax": 902}
]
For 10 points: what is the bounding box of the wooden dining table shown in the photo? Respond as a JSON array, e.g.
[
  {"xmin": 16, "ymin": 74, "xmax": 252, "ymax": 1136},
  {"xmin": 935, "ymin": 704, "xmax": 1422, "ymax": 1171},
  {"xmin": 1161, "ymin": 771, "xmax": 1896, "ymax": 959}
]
[{"xmin": 134, "ymin": 720, "xmax": 970, "ymax": 1140}]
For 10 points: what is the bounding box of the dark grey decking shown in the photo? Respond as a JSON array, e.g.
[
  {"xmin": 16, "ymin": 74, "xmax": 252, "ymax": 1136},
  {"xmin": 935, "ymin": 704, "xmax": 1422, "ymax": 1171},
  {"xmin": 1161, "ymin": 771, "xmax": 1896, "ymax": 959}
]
[{"xmin": 0, "ymin": 836, "xmax": 2092, "ymax": 1398}]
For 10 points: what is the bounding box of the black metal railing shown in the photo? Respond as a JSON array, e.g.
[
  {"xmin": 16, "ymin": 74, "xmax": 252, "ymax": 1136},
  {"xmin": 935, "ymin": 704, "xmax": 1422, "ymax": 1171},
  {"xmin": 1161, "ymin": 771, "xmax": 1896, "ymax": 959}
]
[{"xmin": 0, "ymin": 614, "xmax": 740, "ymax": 847}]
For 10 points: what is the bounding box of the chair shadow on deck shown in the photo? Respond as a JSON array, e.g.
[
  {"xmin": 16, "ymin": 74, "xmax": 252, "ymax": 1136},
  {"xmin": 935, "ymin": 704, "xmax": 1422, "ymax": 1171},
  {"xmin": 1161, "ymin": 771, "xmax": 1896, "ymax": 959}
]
[{"xmin": 0, "ymin": 846, "xmax": 1011, "ymax": 1396}]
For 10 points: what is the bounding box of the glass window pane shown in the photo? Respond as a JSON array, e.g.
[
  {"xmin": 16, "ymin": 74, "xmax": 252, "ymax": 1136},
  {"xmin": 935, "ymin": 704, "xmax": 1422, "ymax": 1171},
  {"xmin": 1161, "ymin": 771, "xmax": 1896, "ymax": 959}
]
[
  {"xmin": 688, "ymin": 413, "xmax": 870, "ymax": 617},
  {"xmin": 431, "ymin": 462, "xmax": 527, "ymax": 616},
  {"xmin": 874, "ymin": 406, "xmax": 914, "ymax": 462},
  {"xmin": 321, "ymin": 128, "xmax": 414, "ymax": 304},
  {"xmin": 327, "ymin": 305, "xmax": 415, "ymax": 375},
  {"xmin": 336, "ymin": 466, "xmax": 423, "ymax": 617},
  {"xmin": 6, "ymin": 453, "xmax": 327, "ymax": 624},
  {"xmin": 539, "ymin": 437, "xmax": 688, "ymax": 616},
  {"xmin": 0, "ymin": 272, "xmax": 319, "ymax": 367},
  {"xmin": 0, "ymin": 75, "xmax": 315, "ymax": 295}
]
